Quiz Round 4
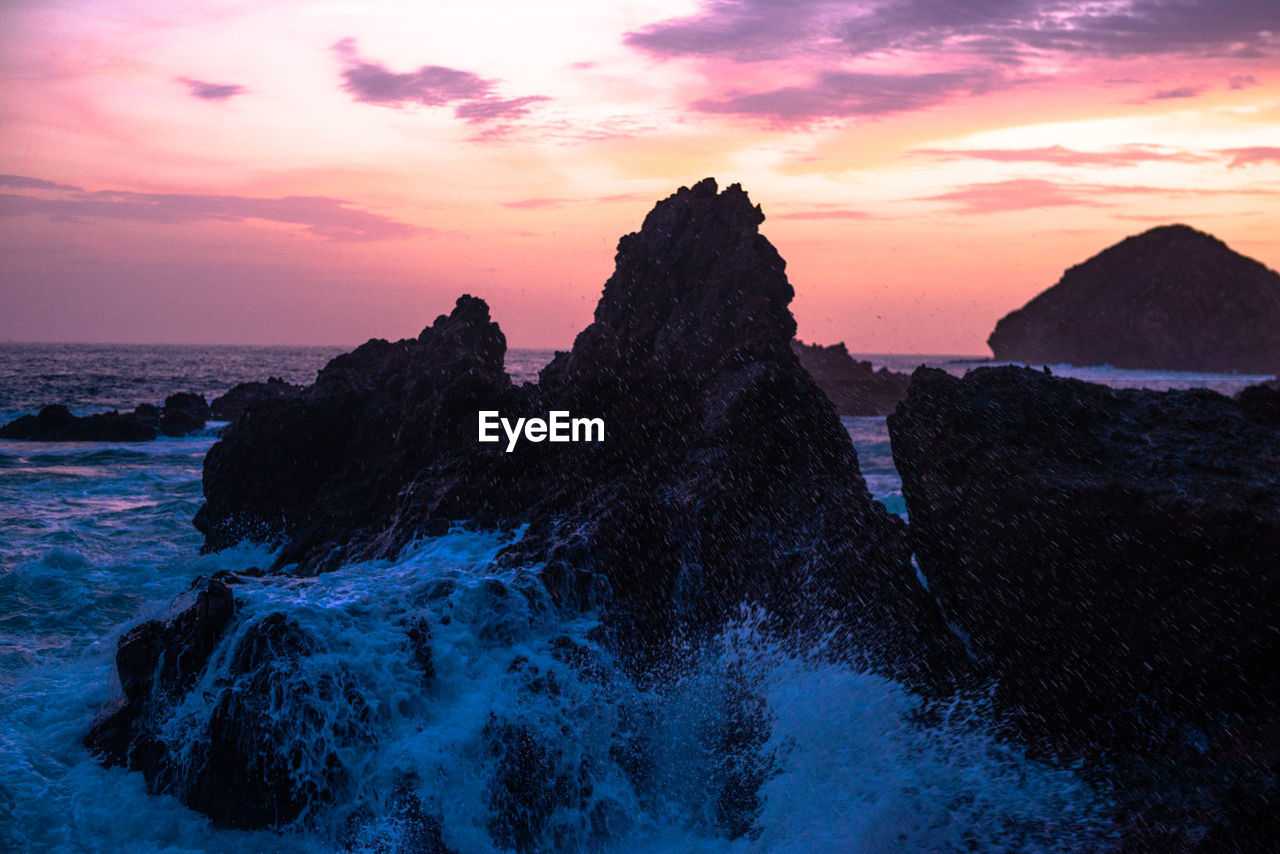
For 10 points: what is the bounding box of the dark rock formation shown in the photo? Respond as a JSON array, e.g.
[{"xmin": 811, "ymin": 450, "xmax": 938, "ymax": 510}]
[
  {"xmin": 195, "ymin": 293, "xmax": 515, "ymax": 564},
  {"xmin": 988, "ymin": 224, "xmax": 1280, "ymax": 371},
  {"xmin": 1237, "ymin": 380, "xmax": 1280, "ymax": 425},
  {"xmin": 792, "ymin": 340, "xmax": 910, "ymax": 415},
  {"xmin": 888, "ymin": 365, "xmax": 1280, "ymax": 849},
  {"xmin": 195, "ymin": 178, "xmax": 965, "ymax": 680},
  {"xmin": 1, "ymin": 404, "xmax": 157, "ymax": 441},
  {"xmin": 84, "ymin": 575, "xmax": 236, "ymax": 770},
  {"xmin": 209, "ymin": 377, "xmax": 304, "ymax": 421},
  {"xmin": 1, "ymin": 394, "xmax": 212, "ymax": 441},
  {"xmin": 159, "ymin": 392, "xmax": 210, "ymax": 437},
  {"xmin": 90, "ymin": 178, "xmax": 970, "ymax": 838},
  {"xmin": 85, "ymin": 576, "xmax": 376, "ymax": 830}
]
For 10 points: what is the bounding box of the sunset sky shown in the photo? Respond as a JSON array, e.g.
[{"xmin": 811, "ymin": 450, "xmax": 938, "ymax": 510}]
[{"xmin": 2, "ymin": 0, "xmax": 1278, "ymax": 352}]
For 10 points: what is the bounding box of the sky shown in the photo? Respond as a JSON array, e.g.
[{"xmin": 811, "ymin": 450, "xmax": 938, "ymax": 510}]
[{"xmin": 1, "ymin": 0, "xmax": 1278, "ymax": 353}]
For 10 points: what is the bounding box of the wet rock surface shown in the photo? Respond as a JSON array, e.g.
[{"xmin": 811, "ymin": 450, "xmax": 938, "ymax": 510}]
[
  {"xmin": 84, "ymin": 575, "xmax": 236, "ymax": 770},
  {"xmin": 888, "ymin": 365, "xmax": 1280, "ymax": 851},
  {"xmin": 792, "ymin": 339, "xmax": 911, "ymax": 415},
  {"xmin": 988, "ymin": 224, "xmax": 1280, "ymax": 371}
]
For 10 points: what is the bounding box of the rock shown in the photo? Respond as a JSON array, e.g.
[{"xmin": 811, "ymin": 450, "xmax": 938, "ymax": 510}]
[
  {"xmin": 1, "ymin": 403, "xmax": 157, "ymax": 441},
  {"xmin": 988, "ymin": 224, "xmax": 1280, "ymax": 371},
  {"xmin": 1237, "ymin": 380, "xmax": 1280, "ymax": 425},
  {"xmin": 209, "ymin": 377, "xmax": 304, "ymax": 421},
  {"xmin": 888, "ymin": 365, "xmax": 1280, "ymax": 848},
  {"xmin": 84, "ymin": 576, "xmax": 236, "ymax": 768},
  {"xmin": 195, "ymin": 293, "xmax": 514, "ymax": 563},
  {"xmin": 1, "ymin": 392, "xmax": 210, "ymax": 441},
  {"xmin": 158, "ymin": 392, "xmax": 210, "ymax": 436},
  {"xmin": 792, "ymin": 340, "xmax": 911, "ymax": 415},
  {"xmin": 179, "ymin": 611, "xmax": 374, "ymax": 829},
  {"xmin": 195, "ymin": 178, "xmax": 966, "ymax": 685}
]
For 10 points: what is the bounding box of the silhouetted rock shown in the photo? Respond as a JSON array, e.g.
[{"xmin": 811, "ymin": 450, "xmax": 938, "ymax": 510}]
[
  {"xmin": 159, "ymin": 392, "xmax": 210, "ymax": 436},
  {"xmin": 988, "ymin": 224, "xmax": 1280, "ymax": 371},
  {"xmin": 792, "ymin": 340, "xmax": 910, "ymax": 415},
  {"xmin": 195, "ymin": 294, "xmax": 514, "ymax": 563},
  {"xmin": 195, "ymin": 178, "xmax": 965, "ymax": 682},
  {"xmin": 209, "ymin": 377, "xmax": 304, "ymax": 421},
  {"xmin": 1237, "ymin": 380, "xmax": 1280, "ymax": 425},
  {"xmin": 96, "ymin": 179, "xmax": 968, "ymax": 836},
  {"xmin": 1, "ymin": 404, "xmax": 157, "ymax": 441},
  {"xmin": 888, "ymin": 365, "xmax": 1280, "ymax": 849},
  {"xmin": 1, "ymin": 393, "xmax": 211, "ymax": 441}
]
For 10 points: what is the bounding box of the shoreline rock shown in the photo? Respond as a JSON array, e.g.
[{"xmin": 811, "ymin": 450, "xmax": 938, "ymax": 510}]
[
  {"xmin": 209, "ymin": 377, "xmax": 305, "ymax": 421},
  {"xmin": 888, "ymin": 365, "xmax": 1280, "ymax": 850},
  {"xmin": 791, "ymin": 340, "xmax": 911, "ymax": 416},
  {"xmin": 0, "ymin": 392, "xmax": 211, "ymax": 441}
]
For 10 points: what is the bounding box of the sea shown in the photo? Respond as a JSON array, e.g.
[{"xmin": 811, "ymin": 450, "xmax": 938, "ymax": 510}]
[{"xmin": 0, "ymin": 342, "xmax": 1269, "ymax": 853}]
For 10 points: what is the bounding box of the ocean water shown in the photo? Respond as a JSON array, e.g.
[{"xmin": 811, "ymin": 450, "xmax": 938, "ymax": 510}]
[{"xmin": 0, "ymin": 343, "xmax": 1266, "ymax": 853}]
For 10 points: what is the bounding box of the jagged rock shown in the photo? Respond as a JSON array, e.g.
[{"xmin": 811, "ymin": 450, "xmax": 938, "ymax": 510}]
[
  {"xmin": 195, "ymin": 294, "xmax": 515, "ymax": 563},
  {"xmin": 988, "ymin": 224, "xmax": 1280, "ymax": 371},
  {"xmin": 888, "ymin": 365, "xmax": 1280, "ymax": 849},
  {"xmin": 792, "ymin": 340, "xmax": 910, "ymax": 415},
  {"xmin": 209, "ymin": 377, "xmax": 304, "ymax": 421},
  {"xmin": 195, "ymin": 178, "xmax": 966, "ymax": 685},
  {"xmin": 84, "ymin": 576, "xmax": 236, "ymax": 768},
  {"xmin": 180, "ymin": 611, "xmax": 374, "ymax": 829},
  {"xmin": 1, "ymin": 393, "xmax": 211, "ymax": 441}
]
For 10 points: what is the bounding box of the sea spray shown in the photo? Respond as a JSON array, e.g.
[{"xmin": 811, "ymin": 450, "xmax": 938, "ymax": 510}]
[{"xmin": 55, "ymin": 527, "xmax": 1113, "ymax": 852}]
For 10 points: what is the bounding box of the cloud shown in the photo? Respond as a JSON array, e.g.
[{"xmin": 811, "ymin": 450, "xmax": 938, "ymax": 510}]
[
  {"xmin": 1228, "ymin": 73, "xmax": 1258, "ymax": 89},
  {"xmin": 1220, "ymin": 146, "xmax": 1280, "ymax": 167},
  {"xmin": 453, "ymin": 95, "xmax": 550, "ymax": 124},
  {"xmin": 178, "ymin": 77, "xmax": 247, "ymax": 101},
  {"xmin": 0, "ymin": 174, "xmax": 82, "ymax": 191},
  {"xmin": 502, "ymin": 192, "xmax": 646, "ymax": 210},
  {"xmin": 0, "ymin": 181, "xmax": 420, "ymax": 241},
  {"xmin": 626, "ymin": 0, "xmax": 849, "ymax": 62},
  {"xmin": 921, "ymin": 177, "xmax": 1279, "ymax": 213},
  {"xmin": 627, "ymin": 1, "xmax": 1280, "ymax": 63},
  {"xmin": 333, "ymin": 39, "xmax": 547, "ymax": 129},
  {"xmin": 1144, "ymin": 85, "xmax": 1207, "ymax": 100},
  {"xmin": 772, "ymin": 208, "xmax": 875, "ymax": 220},
  {"xmin": 693, "ymin": 68, "xmax": 1005, "ymax": 122},
  {"xmin": 910, "ymin": 144, "xmax": 1214, "ymax": 167},
  {"xmin": 922, "ymin": 178, "xmax": 1111, "ymax": 213}
]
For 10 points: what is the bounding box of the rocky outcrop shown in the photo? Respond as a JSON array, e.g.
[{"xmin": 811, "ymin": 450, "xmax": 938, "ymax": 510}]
[
  {"xmin": 792, "ymin": 340, "xmax": 910, "ymax": 415},
  {"xmin": 988, "ymin": 224, "xmax": 1280, "ymax": 371},
  {"xmin": 84, "ymin": 575, "xmax": 236, "ymax": 773},
  {"xmin": 195, "ymin": 294, "xmax": 516, "ymax": 564},
  {"xmin": 159, "ymin": 392, "xmax": 210, "ymax": 437},
  {"xmin": 888, "ymin": 365, "xmax": 1280, "ymax": 850},
  {"xmin": 195, "ymin": 178, "xmax": 965, "ymax": 679},
  {"xmin": 1, "ymin": 393, "xmax": 212, "ymax": 441},
  {"xmin": 209, "ymin": 377, "xmax": 304, "ymax": 421}
]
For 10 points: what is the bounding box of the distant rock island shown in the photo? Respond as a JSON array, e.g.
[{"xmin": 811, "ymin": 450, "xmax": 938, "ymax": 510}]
[
  {"xmin": 988, "ymin": 224, "xmax": 1280, "ymax": 372},
  {"xmin": 791, "ymin": 340, "xmax": 910, "ymax": 415}
]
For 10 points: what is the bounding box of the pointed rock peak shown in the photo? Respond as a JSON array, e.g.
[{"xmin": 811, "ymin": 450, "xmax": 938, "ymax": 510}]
[
  {"xmin": 416, "ymin": 294, "xmax": 506, "ymax": 370},
  {"xmin": 552, "ymin": 178, "xmax": 795, "ymax": 381},
  {"xmin": 421, "ymin": 294, "xmax": 493, "ymax": 339}
]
